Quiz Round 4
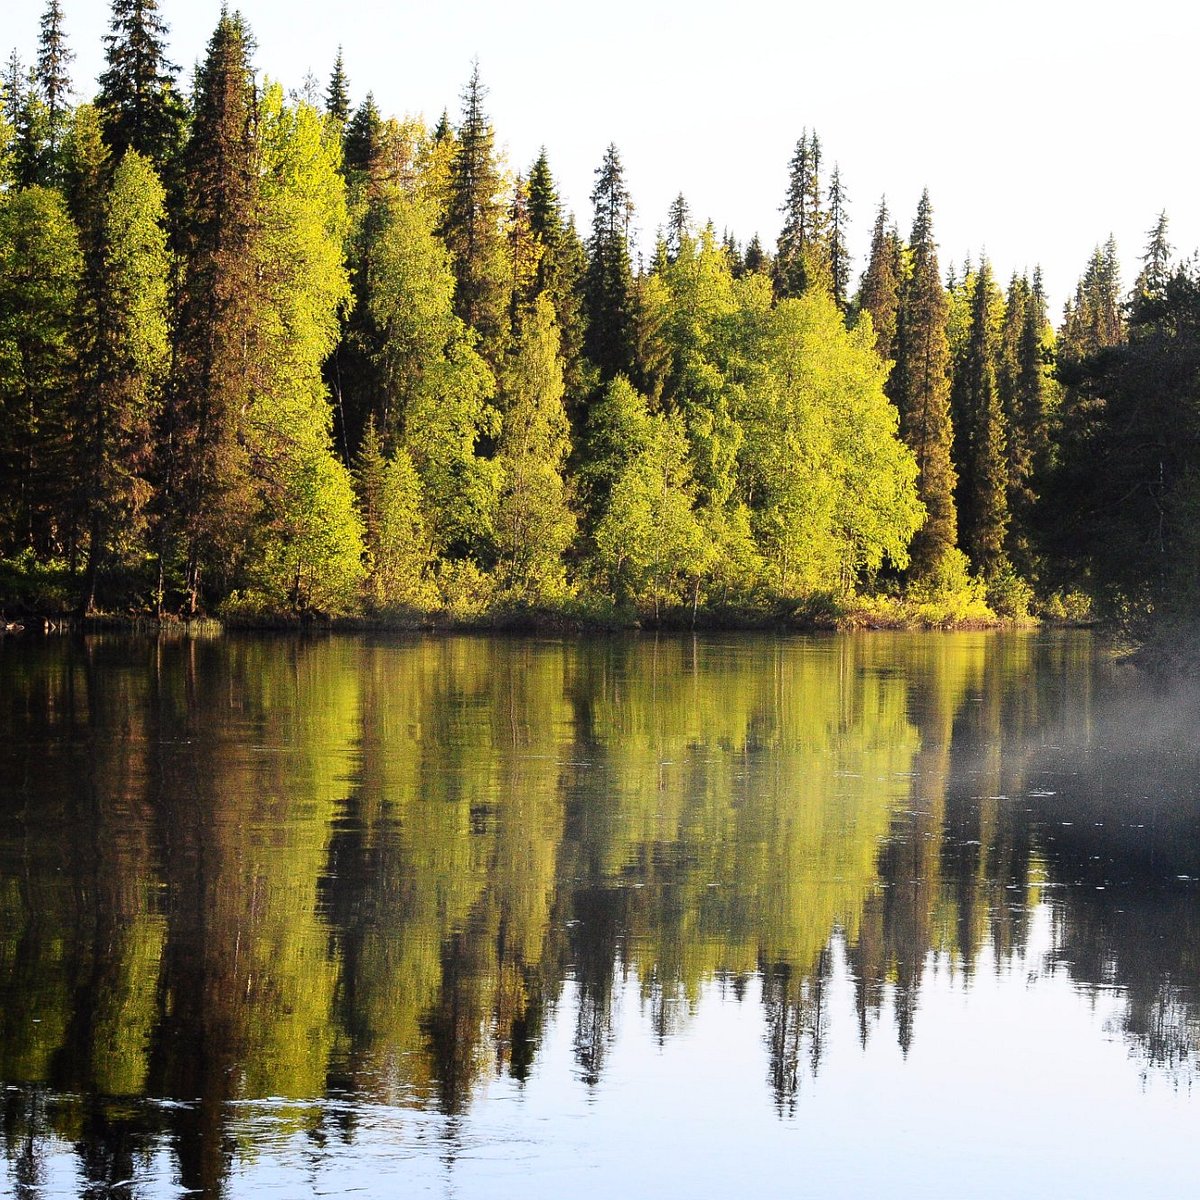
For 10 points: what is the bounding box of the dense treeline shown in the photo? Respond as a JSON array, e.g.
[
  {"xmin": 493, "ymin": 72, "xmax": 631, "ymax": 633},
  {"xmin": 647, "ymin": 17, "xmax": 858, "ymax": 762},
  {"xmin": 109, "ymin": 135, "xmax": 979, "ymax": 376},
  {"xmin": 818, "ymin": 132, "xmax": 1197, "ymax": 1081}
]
[{"xmin": 1, "ymin": 2, "xmax": 1196, "ymax": 632}]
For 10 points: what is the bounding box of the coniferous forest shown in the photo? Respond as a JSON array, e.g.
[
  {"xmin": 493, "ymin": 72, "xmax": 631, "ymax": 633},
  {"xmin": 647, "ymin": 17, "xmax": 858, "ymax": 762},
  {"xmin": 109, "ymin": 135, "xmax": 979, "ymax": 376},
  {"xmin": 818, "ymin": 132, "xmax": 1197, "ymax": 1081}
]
[{"xmin": 3, "ymin": 2, "xmax": 1199, "ymax": 642}]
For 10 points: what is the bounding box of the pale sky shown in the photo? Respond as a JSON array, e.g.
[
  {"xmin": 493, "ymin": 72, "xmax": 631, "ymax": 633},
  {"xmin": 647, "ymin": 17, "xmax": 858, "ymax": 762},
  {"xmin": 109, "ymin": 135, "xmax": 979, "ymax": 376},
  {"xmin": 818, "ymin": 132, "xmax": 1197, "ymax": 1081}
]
[{"xmin": 7, "ymin": 0, "xmax": 1199, "ymax": 316}]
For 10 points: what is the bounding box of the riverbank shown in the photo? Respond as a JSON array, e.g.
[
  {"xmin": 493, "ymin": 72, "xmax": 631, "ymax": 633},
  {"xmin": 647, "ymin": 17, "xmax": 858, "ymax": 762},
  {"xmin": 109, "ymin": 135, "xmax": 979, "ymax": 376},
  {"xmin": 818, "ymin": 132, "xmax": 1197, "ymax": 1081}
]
[{"xmin": 0, "ymin": 594, "xmax": 1050, "ymax": 637}]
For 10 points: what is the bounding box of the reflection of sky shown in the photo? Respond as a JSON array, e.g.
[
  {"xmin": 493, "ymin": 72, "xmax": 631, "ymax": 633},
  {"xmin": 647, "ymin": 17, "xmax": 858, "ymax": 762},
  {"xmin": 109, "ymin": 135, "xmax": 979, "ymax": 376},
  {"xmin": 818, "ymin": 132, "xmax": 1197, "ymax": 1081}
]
[{"xmin": 5, "ymin": 907, "xmax": 1195, "ymax": 1199}]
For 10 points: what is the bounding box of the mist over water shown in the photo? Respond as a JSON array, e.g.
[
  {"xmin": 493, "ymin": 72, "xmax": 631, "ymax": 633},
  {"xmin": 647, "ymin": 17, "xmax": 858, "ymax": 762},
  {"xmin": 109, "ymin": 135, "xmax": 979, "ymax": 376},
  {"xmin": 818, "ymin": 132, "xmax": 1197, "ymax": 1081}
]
[{"xmin": 1, "ymin": 631, "xmax": 1197, "ymax": 1198}]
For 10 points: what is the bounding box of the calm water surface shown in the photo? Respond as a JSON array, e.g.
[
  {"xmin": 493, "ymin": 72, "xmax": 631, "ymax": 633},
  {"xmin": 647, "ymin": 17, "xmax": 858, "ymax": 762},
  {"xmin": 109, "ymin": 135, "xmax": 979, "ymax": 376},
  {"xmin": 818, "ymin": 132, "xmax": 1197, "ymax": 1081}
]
[{"xmin": 1, "ymin": 631, "xmax": 1198, "ymax": 1198}]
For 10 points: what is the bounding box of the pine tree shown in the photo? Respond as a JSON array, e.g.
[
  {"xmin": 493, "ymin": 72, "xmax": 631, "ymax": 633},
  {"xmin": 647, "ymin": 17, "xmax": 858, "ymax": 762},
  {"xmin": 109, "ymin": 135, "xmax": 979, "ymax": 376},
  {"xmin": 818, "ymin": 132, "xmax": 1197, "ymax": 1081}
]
[
  {"xmin": 584, "ymin": 142, "xmax": 635, "ymax": 381},
  {"xmin": 827, "ymin": 165, "xmax": 850, "ymax": 312},
  {"xmin": 892, "ymin": 189, "xmax": 957, "ymax": 577},
  {"xmin": 858, "ymin": 198, "xmax": 903, "ymax": 361},
  {"xmin": 326, "ymin": 46, "xmax": 350, "ymax": 123},
  {"xmin": 955, "ymin": 258, "xmax": 1009, "ymax": 578},
  {"xmin": 96, "ymin": 0, "xmax": 184, "ymax": 169},
  {"xmin": 442, "ymin": 62, "xmax": 508, "ymax": 359},
  {"xmin": 161, "ymin": 11, "xmax": 260, "ymax": 611},
  {"xmin": 774, "ymin": 130, "xmax": 830, "ymax": 299}
]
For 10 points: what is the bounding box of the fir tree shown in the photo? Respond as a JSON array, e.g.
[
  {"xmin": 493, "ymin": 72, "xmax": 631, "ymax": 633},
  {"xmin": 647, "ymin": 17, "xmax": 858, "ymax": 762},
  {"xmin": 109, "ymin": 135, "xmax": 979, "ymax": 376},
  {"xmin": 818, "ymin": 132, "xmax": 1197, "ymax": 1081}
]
[
  {"xmin": 892, "ymin": 189, "xmax": 957, "ymax": 577},
  {"xmin": 326, "ymin": 46, "xmax": 350, "ymax": 123},
  {"xmin": 96, "ymin": 0, "xmax": 184, "ymax": 169},
  {"xmin": 857, "ymin": 198, "xmax": 903, "ymax": 361},
  {"xmin": 584, "ymin": 142, "xmax": 635, "ymax": 382}
]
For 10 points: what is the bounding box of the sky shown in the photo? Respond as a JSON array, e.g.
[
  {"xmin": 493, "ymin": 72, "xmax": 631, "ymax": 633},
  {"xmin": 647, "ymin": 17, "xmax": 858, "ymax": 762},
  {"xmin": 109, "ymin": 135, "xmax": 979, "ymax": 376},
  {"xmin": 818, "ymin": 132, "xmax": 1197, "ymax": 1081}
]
[{"xmin": 7, "ymin": 0, "xmax": 1199, "ymax": 316}]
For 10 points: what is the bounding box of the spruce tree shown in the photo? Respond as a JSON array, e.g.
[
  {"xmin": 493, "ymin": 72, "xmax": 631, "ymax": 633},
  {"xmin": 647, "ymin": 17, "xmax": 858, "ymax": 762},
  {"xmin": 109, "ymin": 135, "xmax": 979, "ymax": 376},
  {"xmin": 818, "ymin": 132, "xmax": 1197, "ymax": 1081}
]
[
  {"xmin": 442, "ymin": 62, "xmax": 507, "ymax": 359},
  {"xmin": 326, "ymin": 46, "xmax": 350, "ymax": 123},
  {"xmin": 664, "ymin": 193, "xmax": 690, "ymax": 265},
  {"xmin": 955, "ymin": 258, "xmax": 1009, "ymax": 578},
  {"xmin": 584, "ymin": 142, "xmax": 635, "ymax": 382},
  {"xmin": 1131, "ymin": 212, "xmax": 1172, "ymax": 325},
  {"xmin": 33, "ymin": 0, "xmax": 74, "ymax": 183},
  {"xmin": 774, "ymin": 130, "xmax": 830, "ymax": 299},
  {"xmin": 892, "ymin": 189, "xmax": 957, "ymax": 577},
  {"xmin": 161, "ymin": 11, "xmax": 260, "ymax": 611},
  {"xmin": 858, "ymin": 198, "xmax": 903, "ymax": 361},
  {"xmin": 1060, "ymin": 238, "xmax": 1123, "ymax": 359},
  {"xmin": 743, "ymin": 233, "xmax": 770, "ymax": 277},
  {"xmin": 96, "ymin": 0, "xmax": 184, "ymax": 169},
  {"xmin": 526, "ymin": 148, "xmax": 589, "ymax": 416},
  {"xmin": 827, "ymin": 165, "xmax": 850, "ymax": 312}
]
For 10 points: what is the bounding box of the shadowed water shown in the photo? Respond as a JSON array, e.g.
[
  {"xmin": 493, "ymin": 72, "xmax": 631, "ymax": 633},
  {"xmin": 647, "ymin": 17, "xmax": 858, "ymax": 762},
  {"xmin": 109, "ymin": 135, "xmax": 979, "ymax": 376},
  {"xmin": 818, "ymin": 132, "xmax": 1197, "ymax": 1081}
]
[{"xmin": 1, "ymin": 631, "xmax": 1197, "ymax": 1198}]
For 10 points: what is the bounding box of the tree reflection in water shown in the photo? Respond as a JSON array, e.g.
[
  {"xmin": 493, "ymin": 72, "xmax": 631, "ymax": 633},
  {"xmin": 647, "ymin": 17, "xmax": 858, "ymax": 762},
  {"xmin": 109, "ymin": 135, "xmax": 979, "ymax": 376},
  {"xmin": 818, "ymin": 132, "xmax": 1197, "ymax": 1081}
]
[{"xmin": 0, "ymin": 630, "xmax": 1197, "ymax": 1196}]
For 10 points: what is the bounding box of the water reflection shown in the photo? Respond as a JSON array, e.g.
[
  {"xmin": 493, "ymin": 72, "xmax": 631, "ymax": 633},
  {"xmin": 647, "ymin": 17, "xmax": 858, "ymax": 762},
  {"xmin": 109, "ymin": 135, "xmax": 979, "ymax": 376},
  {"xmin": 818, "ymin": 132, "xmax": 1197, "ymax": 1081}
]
[{"xmin": 0, "ymin": 631, "xmax": 1198, "ymax": 1196}]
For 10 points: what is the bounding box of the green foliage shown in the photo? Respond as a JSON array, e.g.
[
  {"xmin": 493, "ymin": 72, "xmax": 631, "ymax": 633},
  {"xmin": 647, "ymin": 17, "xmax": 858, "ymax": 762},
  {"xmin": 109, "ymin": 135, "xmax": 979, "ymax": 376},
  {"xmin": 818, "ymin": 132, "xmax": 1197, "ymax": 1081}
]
[
  {"xmin": 584, "ymin": 143, "xmax": 635, "ymax": 381},
  {"xmin": 96, "ymin": 0, "xmax": 184, "ymax": 170},
  {"xmin": 354, "ymin": 417, "xmax": 434, "ymax": 608},
  {"xmin": 496, "ymin": 296, "xmax": 575, "ymax": 597},
  {"xmin": 594, "ymin": 385, "xmax": 705, "ymax": 615},
  {"xmin": 80, "ymin": 149, "xmax": 171, "ymax": 608},
  {"xmin": 740, "ymin": 292, "xmax": 923, "ymax": 592},
  {"xmin": 0, "ymin": 185, "xmax": 82, "ymax": 558},
  {"xmin": 893, "ymin": 190, "xmax": 958, "ymax": 578}
]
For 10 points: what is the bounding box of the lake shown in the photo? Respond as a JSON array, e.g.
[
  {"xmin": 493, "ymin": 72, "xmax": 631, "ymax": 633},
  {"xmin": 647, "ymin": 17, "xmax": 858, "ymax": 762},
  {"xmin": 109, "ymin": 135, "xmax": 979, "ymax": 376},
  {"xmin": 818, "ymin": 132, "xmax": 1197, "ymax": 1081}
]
[{"xmin": 1, "ymin": 631, "xmax": 1198, "ymax": 1198}]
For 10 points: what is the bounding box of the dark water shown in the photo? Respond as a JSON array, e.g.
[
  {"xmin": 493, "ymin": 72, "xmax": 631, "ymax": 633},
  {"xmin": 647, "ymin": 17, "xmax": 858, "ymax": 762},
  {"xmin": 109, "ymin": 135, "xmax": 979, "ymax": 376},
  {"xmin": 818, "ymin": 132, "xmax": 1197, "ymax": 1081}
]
[{"xmin": 1, "ymin": 631, "xmax": 1198, "ymax": 1198}]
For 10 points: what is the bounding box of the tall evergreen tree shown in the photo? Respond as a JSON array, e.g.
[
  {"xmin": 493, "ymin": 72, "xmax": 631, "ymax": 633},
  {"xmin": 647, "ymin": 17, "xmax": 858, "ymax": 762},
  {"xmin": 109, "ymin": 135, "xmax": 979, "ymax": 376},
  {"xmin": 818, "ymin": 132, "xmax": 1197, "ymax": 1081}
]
[
  {"xmin": 1131, "ymin": 211, "xmax": 1172, "ymax": 325},
  {"xmin": 95, "ymin": 0, "xmax": 183, "ymax": 169},
  {"xmin": 858, "ymin": 198, "xmax": 902, "ymax": 361},
  {"xmin": 442, "ymin": 62, "xmax": 507, "ymax": 359},
  {"xmin": 892, "ymin": 189, "xmax": 957, "ymax": 576},
  {"xmin": 325, "ymin": 46, "xmax": 350, "ymax": 123},
  {"xmin": 827, "ymin": 165, "xmax": 850, "ymax": 312},
  {"xmin": 743, "ymin": 233, "xmax": 770, "ymax": 277},
  {"xmin": 1060, "ymin": 237, "xmax": 1123, "ymax": 359},
  {"xmin": 33, "ymin": 0, "xmax": 74, "ymax": 182},
  {"xmin": 161, "ymin": 11, "xmax": 259, "ymax": 611},
  {"xmin": 774, "ymin": 130, "xmax": 830, "ymax": 299},
  {"xmin": 954, "ymin": 258, "xmax": 1009, "ymax": 578},
  {"xmin": 525, "ymin": 149, "xmax": 589, "ymax": 417},
  {"xmin": 664, "ymin": 192, "xmax": 690, "ymax": 264},
  {"xmin": 584, "ymin": 142, "xmax": 635, "ymax": 382}
]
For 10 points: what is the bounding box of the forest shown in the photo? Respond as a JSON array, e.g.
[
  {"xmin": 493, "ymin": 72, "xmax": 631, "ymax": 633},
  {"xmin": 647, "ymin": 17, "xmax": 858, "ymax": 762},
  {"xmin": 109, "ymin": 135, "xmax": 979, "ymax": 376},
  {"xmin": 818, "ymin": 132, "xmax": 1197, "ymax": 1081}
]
[{"xmin": 2, "ymin": 1, "xmax": 1198, "ymax": 639}]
